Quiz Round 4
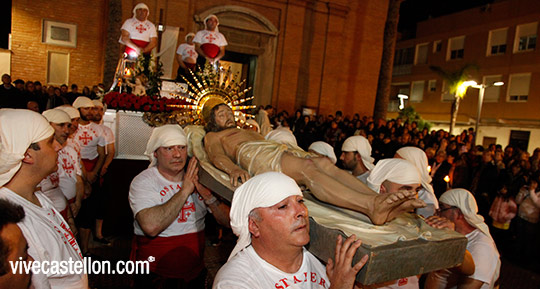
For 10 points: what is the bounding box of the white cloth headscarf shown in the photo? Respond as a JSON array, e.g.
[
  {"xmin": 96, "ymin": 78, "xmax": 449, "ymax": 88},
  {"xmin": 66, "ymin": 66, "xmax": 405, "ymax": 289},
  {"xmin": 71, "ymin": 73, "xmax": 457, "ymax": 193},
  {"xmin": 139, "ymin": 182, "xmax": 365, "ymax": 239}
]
[
  {"xmin": 229, "ymin": 172, "xmax": 302, "ymax": 260},
  {"xmin": 144, "ymin": 124, "xmax": 187, "ymax": 167},
  {"xmin": 439, "ymin": 189, "xmax": 491, "ymax": 237},
  {"xmin": 204, "ymin": 14, "xmax": 219, "ymax": 32},
  {"xmin": 132, "ymin": 3, "xmax": 149, "ymax": 18},
  {"xmin": 72, "ymin": 97, "xmax": 95, "ymax": 109},
  {"xmin": 0, "ymin": 109, "xmax": 54, "ymax": 186},
  {"xmin": 92, "ymin": 99, "xmax": 107, "ymax": 110},
  {"xmin": 367, "ymin": 158, "xmax": 421, "ymax": 193},
  {"xmin": 265, "ymin": 127, "xmax": 297, "ymax": 146},
  {"xmin": 308, "ymin": 141, "xmax": 337, "ymax": 164},
  {"xmin": 42, "ymin": 109, "xmax": 71, "ymax": 124},
  {"xmin": 56, "ymin": 105, "xmax": 80, "ymax": 119},
  {"xmin": 342, "ymin": 136, "xmax": 375, "ymax": 170},
  {"xmin": 396, "ymin": 147, "xmax": 434, "ymax": 194},
  {"xmin": 185, "ymin": 32, "xmax": 195, "ymax": 42}
]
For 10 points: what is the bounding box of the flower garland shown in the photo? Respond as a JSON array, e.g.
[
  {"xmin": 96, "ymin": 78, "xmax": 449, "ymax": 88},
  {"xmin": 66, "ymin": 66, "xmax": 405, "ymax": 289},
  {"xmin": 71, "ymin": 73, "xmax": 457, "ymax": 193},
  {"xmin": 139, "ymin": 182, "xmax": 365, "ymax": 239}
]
[{"xmin": 103, "ymin": 92, "xmax": 185, "ymax": 113}]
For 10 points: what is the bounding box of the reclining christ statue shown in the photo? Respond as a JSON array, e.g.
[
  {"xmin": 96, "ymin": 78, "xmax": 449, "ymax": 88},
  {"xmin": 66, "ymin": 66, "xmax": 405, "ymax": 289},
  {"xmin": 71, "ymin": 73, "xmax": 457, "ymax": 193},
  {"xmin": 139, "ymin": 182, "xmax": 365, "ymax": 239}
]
[{"xmin": 203, "ymin": 103, "xmax": 425, "ymax": 225}]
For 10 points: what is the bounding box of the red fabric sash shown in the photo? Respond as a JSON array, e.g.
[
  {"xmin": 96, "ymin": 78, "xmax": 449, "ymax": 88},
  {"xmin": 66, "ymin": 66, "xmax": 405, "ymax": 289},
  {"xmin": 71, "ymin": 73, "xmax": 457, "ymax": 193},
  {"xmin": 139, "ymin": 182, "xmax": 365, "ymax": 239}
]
[
  {"xmin": 130, "ymin": 231, "xmax": 205, "ymax": 280},
  {"xmin": 81, "ymin": 158, "xmax": 98, "ymax": 172},
  {"xmin": 201, "ymin": 43, "xmax": 220, "ymax": 58},
  {"xmin": 125, "ymin": 39, "xmax": 150, "ymax": 55},
  {"xmin": 184, "ymin": 62, "xmax": 196, "ymax": 69}
]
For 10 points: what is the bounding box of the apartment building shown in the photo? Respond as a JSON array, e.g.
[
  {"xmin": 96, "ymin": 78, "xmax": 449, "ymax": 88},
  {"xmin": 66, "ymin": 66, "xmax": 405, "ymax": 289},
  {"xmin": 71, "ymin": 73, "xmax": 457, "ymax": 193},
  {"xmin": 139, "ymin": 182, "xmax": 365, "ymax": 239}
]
[{"xmin": 390, "ymin": 0, "xmax": 540, "ymax": 153}]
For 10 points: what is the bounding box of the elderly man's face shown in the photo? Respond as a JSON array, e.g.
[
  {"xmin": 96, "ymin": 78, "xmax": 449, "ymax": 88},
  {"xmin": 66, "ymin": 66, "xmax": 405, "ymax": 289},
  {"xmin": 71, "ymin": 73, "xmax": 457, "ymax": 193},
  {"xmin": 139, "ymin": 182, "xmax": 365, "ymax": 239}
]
[
  {"xmin": 0, "ymin": 224, "xmax": 33, "ymax": 289},
  {"xmin": 51, "ymin": 122, "xmax": 70, "ymax": 145},
  {"xmin": 340, "ymin": 151, "xmax": 358, "ymax": 170},
  {"xmin": 381, "ymin": 180, "xmax": 421, "ymax": 196},
  {"xmin": 154, "ymin": 145, "xmax": 187, "ymax": 175},
  {"xmin": 251, "ymin": 195, "xmax": 310, "ymax": 248},
  {"xmin": 214, "ymin": 105, "xmax": 236, "ymax": 129}
]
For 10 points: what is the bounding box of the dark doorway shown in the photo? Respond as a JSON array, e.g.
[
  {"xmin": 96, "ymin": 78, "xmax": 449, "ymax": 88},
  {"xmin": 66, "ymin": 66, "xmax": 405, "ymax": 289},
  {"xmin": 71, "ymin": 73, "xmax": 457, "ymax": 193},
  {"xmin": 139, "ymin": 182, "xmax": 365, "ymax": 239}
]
[
  {"xmin": 509, "ymin": 130, "xmax": 530, "ymax": 152},
  {"xmin": 221, "ymin": 51, "xmax": 257, "ymax": 92}
]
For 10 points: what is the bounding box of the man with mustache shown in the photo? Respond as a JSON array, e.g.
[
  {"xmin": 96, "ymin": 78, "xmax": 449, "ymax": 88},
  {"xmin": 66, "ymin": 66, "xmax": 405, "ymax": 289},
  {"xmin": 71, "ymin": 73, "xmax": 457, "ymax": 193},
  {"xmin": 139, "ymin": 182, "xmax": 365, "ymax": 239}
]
[
  {"xmin": 204, "ymin": 103, "xmax": 425, "ymax": 225},
  {"xmin": 214, "ymin": 172, "xmax": 368, "ymax": 289}
]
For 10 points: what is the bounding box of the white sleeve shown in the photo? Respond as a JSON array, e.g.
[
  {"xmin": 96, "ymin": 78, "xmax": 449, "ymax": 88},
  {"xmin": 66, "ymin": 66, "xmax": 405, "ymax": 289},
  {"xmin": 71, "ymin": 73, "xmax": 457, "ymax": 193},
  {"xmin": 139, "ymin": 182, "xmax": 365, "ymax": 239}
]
[
  {"xmin": 120, "ymin": 19, "xmax": 131, "ymax": 32},
  {"xmin": 103, "ymin": 127, "xmax": 115, "ymax": 145},
  {"xmin": 149, "ymin": 22, "xmax": 158, "ymax": 38},
  {"xmin": 176, "ymin": 44, "xmax": 182, "ymax": 54},
  {"xmin": 469, "ymin": 241, "xmax": 499, "ymax": 285},
  {"xmin": 129, "ymin": 173, "xmax": 159, "ymax": 217},
  {"xmin": 218, "ymin": 33, "xmax": 228, "ymax": 46},
  {"xmin": 192, "ymin": 31, "xmax": 204, "ymax": 44}
]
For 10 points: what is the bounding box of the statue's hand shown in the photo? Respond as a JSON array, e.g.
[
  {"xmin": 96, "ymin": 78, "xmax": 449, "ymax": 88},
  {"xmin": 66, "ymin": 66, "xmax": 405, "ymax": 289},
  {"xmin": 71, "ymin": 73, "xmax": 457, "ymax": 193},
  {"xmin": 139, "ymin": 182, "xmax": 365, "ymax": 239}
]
[{"xmin": 230, "ymin": 168, "xmax": 250, "ymax": 187}]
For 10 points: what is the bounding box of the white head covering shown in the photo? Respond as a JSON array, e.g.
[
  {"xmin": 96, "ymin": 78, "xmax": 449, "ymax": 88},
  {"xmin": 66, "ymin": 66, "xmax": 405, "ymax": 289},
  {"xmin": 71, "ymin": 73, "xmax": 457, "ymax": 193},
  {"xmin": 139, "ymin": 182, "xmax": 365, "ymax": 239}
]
[
  {"xmin": 92, "ymin": 99, "xmax": 104, "ymax": 108},
  {"xmin": 72, "ymin": 97, "xmax": 95, "ymax": 109},
  {"xmin": 132, "ymin": 3, "xmax": 149, "ymax": 18},
  {"xmin": 265, "ymin": 128, "xmax": 297, "ymax": 146},
  {"xmin": 204, "ymin": 14, "xmax": 219, "ymax": 31},
  {"xmin": 246, "ymin": 119, "xmax": 260, "ymax": 133},
  {"xmin": 367, "ymin": 158, "xmax": 421, "ymax": 193},
  {"xmin": 342, "ymin": 136, "xmax": 375, "ymax": 170},
  {"xmin": 308, "ymin": 141, "xmax": 337, "ymax": 164},
  {"xmin": 396, "ymin": 147, "xmax": 434, "ymax": 194},
  {"xmin": 56, "ymin": 105, "xmax": 80, "ymax": 119},
  {"xmin": 229, "ymin": 172, "xmax": 302, "ymax": 260},
  {"xmin": 0, "ymin": 109, "xmax": 54, "ymax": 186},
  {"xmin": 439, "ymin": 189, "xmax": 491, "ymax": 237},
  {"xmin": 185, "ymin": 32, "xmax": 195, "ymax": 42},
  {"xmin": 42, "ymin": 109, "xmax": 71, "ymax": 124},
  {"xmin": 144, "ymin": 124, "xmax": 187, "ymax": 167}
]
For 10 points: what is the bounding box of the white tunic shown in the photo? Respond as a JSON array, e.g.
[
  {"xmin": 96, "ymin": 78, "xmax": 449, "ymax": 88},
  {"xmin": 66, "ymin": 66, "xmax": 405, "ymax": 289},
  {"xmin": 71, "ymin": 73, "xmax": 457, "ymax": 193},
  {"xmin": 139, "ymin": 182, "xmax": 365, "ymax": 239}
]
[
  {"xmin": 57, "ymin": 145, "xmax": 82, "ymax": 201},
  {"xmin": 73, "ymin": 122, "xmax": 106, "ymax": 160},
  {"xmin": 0, "ymin": 188, "xmax": 87, "ymax": 289},
  {"xmin": 193, "ymin": 30, "xmax": 228, "ymax": 47},
  {"xmin": 129, "ymin": 166, "xmax": 208, "ymax": 237},
  {"xmin": 427, "ymin": 229, "xmax": 500, "ymax": 289},
  {"xmin": 120, "ymin": 18, "xmax": 157, "ymax": 42},
  {"xmin": 39, "ymin": 171, "xmax": 67, "ymax": 213},
  {"xmin": 213, "ymin": 246, "xmax": 330, "ymax": 289},
  {"xmin": 176, "ymin": 43, "xmax": 198, "ymax": 62}
]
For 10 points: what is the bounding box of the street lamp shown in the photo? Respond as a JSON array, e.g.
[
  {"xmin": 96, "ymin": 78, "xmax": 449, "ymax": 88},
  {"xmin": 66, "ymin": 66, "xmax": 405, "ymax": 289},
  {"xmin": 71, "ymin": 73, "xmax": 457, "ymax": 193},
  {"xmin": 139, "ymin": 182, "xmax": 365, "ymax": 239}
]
[
  {"xmin": 397, "ymin": 93, "xmax": 408, "ymax": 110},
  {"xmin": 463, "ymin": 81, "xmax": 504, "ymax": 144}
]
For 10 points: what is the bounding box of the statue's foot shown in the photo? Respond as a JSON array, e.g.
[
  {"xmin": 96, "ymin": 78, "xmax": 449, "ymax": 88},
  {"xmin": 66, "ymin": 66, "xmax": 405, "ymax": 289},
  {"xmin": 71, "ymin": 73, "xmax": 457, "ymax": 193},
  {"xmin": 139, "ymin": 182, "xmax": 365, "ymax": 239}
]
[{"xmin": 370, "ymin": 191, "xmax": 426, "ymax": 225}]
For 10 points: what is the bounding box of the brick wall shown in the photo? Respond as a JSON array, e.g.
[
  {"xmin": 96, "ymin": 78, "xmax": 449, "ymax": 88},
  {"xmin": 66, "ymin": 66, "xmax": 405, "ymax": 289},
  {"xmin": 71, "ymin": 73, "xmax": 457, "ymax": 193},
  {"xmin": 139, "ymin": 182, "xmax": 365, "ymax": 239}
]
[{"xmin": 11, "ymin": 0, "xmax": 106, "ymax": 88}]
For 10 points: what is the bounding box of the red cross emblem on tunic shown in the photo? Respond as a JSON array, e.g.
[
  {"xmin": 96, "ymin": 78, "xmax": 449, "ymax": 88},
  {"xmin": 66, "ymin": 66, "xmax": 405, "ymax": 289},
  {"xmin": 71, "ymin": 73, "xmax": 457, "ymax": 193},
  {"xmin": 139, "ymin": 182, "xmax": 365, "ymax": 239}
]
[
  {"xmin": 187, "ymin": 49, "xmax": 196, "ymax": 57},
  {"xmin": 135, "ymin": 23, "xmax": 147, "ymax": 33},
  {"xmin": 78, "ymin": 131, "xmax": 93, "ymax": 146},
  {"xmin": 61, "ymin": 157, "xmax": 75, "ymax": 175},
  {"xmin": 204, "ymin": 33, "xmax": 216, "ymax": 43},
  {"xmin": 50, "ymin": 172, "xmax": 59, "ymax": 187},
  {"xmin": 177, "ymin": 201, "xmax": 196, "ymax": 223}
]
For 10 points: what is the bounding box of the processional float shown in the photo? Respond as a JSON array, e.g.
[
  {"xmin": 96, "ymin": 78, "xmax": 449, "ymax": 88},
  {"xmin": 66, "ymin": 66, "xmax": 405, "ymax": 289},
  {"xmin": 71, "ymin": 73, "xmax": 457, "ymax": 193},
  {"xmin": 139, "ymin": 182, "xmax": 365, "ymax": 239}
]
[{"xmin": 105, "ymin": 60, "xmax": 467, "ymax": 285}]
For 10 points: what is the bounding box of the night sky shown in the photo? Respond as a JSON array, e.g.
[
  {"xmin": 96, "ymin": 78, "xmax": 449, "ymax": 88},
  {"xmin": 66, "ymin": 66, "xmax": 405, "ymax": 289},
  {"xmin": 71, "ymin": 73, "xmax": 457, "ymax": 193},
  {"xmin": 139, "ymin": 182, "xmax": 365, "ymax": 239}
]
[{"xmin": 399, "ymin": 0, "xmax": 495, "ymax": 38}]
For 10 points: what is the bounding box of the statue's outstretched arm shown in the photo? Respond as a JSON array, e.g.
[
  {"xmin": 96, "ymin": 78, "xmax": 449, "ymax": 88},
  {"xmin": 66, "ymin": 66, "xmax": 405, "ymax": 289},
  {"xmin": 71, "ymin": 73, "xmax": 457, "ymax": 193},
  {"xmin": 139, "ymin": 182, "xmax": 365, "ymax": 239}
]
[{"xmin": 204, "ymin": 133, "xmax": 250, "ymax": 186}]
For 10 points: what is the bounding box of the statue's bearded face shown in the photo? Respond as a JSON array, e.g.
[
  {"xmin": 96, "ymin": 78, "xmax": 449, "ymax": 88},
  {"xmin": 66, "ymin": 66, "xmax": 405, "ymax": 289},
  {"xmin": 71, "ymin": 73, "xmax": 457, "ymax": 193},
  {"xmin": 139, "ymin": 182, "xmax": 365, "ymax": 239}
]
[{"xmin": 214, "ymin": 105, "xmax": 236, "ymax": 129}]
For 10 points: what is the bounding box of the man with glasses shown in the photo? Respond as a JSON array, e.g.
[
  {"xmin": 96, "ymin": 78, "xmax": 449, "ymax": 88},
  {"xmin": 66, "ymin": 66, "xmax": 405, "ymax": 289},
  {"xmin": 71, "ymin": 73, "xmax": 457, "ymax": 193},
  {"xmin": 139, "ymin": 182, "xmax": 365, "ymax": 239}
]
[{"xmin": 425, "ymin": 189, "xmax": 500, "ymax": 289}]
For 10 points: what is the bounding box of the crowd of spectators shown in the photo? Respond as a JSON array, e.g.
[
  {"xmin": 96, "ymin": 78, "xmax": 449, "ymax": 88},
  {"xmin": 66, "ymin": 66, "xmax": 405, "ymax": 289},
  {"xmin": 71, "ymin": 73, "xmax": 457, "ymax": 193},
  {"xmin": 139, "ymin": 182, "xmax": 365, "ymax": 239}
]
[
  {"xmin": 266, "ymin": 106, "xmax": 540, "ymax": 269},
  {"xmin": 0, "ymin": 73, "xmax": 106, "ymax": 112}
]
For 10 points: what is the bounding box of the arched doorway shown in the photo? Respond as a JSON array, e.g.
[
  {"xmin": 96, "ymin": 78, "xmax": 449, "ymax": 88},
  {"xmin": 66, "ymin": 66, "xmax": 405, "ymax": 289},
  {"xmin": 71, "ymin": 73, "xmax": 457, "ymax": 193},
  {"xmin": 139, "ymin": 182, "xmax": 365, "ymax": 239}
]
[{"xmin": 195, "ymin": 6, "xmax": 278, "ymax": 107}]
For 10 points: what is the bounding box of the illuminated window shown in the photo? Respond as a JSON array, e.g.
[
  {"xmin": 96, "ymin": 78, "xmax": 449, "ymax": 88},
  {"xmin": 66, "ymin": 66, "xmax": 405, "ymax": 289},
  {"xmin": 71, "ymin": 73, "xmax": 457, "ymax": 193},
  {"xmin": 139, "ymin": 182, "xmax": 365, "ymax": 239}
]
[
  {"xmin": 410, "ymin": 81, "xmax": 425, "ymax": 102},
  {"xmin": 514, "ymin": 22, "xmax": 537, "ymax": 52},
  {"xmin": 483, "ymin": 75, "xmax": 502, "ymax": 102},
  {"xmin": 447, "ymin": 36, "xmax": 465, "ymax": 60},
  {"xmin": 433, "ymin": 40, "xmax": 442, "ymax": 53},
  {"xmin": 415, "ymin": 43, "xmax": 429, "ymax": 65},
  {"xmin": 428, "ymin": 80, "xmax": 437, "ymax": 92},
  {"xmin": 487, "ymin": 28, "xmax": 507, "ymax": 56},
  {"xmin": 507, "ymin": 73, "xmax": 531, "ymax": 102}
]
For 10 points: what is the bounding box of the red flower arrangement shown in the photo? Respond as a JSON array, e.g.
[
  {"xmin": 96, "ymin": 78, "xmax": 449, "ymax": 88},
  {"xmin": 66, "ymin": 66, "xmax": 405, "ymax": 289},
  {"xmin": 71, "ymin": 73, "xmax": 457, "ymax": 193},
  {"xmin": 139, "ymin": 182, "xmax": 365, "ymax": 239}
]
[{"xmin": 103, "ymin": 92, "xmax": 185, "ymax": 113}]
